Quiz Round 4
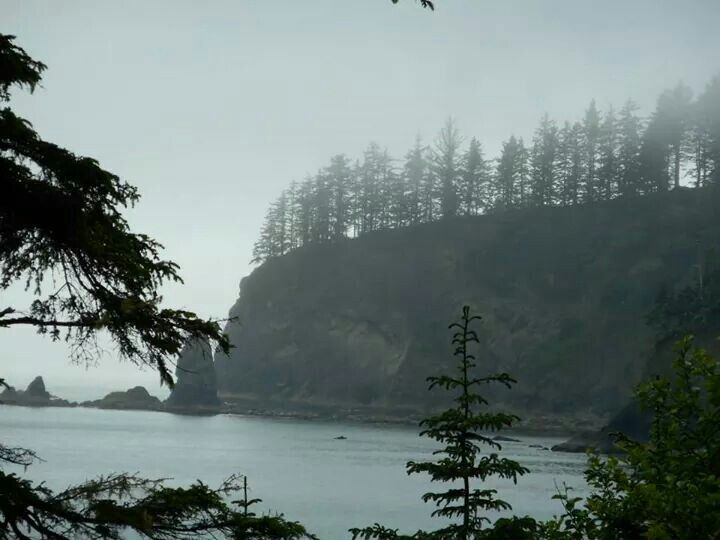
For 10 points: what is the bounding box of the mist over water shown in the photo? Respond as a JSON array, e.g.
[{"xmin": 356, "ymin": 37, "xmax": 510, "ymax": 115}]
[{"xmin": 1, "ymin": 406, "xmax": 586, "ymax": 538}]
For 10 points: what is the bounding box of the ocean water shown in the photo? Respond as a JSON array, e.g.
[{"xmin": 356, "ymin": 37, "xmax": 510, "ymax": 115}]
[{"xmin": 0, "ymin": 405, "xmax": 587, "ymax": 538}]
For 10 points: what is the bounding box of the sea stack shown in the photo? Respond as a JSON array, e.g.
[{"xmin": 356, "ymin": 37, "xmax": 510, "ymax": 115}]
[
  {"xmin": 165, "ymin": 339, "xmax": 221, "ymax": 412},
  {"xmin": 25, "ymin": 376, "xmax": 51, "ymax": 400}
]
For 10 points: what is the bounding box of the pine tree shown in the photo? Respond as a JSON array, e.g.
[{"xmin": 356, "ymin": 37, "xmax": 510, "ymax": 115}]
[
  {"xmin": 695, "ymin": 75, "xmax": 720, "ymax": 185},
  {"xmin": 296, "ymin": 176, "xmax": 315, "ymax": 246},
  {"xmin": 286, "ymin": 181, "xmax": 300, "ymax": 250},
  {"xmin": 581, "ymin": 99, "xmax": 602, "ymax": 202},
  {"xmin": 640, "ymin": 84, "xmax": 693, "ymax": 192},
  {"xmin": 358, "ymin": 143, "xmax": 385, "ymax": 234},
  {"xmin": 250, "ymin": 192, "xmax": 289, "ymax": 263},
  {"xmin": 665, "ymin": 83, "xmax": 693, "ymax": 189},
  {"xmin": 403, "ymin": 136, "xmax": 429, "ymax": 225},
  {"xmin": 251, "ymin": 205, "xmax": 276, "ymax": 264},
  {"xmin": 458, "ymin": 138, "xmax": 490, "ymax": 216},
  {"xmin": 530, "ymin": 114, "xmax": 559, "ymax": 207},
  {"xmin": 617, "ymin": 100, "xmax": 643, "ymax": 197},
  {"xmin": 326, "ymin": 154, "xmax": 353, "ymax": 240},
  {"xmin": 405, "ymin": 306, "xmax": 529, "ymax": 538},
  {"xmin": 311, "ymin": 171, "xmax": 331, "ymax": 242},
  {"xmin": 515, "ymin": 137, "xmax": 530, "ymax": 208},
  {"xmin": 597, "ymin": 106, "xmax": 619, "ymax": 200},
  {"xmin": 493, "ymin": 136, "xmax": 520, "ymax": 210},
  {"xmin": 432, "ymin": 118, "xmax": 463, "ymax": 219},
  {"xmin": 557, "ymin": 122, "xmax": 584, "ymax": 206},
  {"xmin": 376, "ymin": 148, "xmax": 397, "ymax": 230}
]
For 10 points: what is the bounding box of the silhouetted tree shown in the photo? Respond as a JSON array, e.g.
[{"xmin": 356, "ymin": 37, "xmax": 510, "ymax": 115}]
[
  {"xmin": 582, "ymin": 99, "xmax": 601, "ymax": 202},
  {"xmin": 640, "ymin": 84, "xmax": 693, "ymax": 192},
  {"xmin": 432, "ymin": 118, "xmax": 463, "ymax": 219},
  {"xmin": 695, "ymin": 75, "xmax": 720, "ymax": 185},
  {"xmin": 597, "ymin": 106, "xmax": 619, "ymax": 200},
  {"xmin": 326, "ymin": 154, "xmax": 353, "ymax": 240},
  {"xmin": 403, "ymin": 136, "xmax": 429, "ymax": 225},
  {"xmin": 251, "ymin": 76, "xmax": 720, "ymax": 263},
  {"xmin": 458, "ymin": 137, "xmax": 491, "ymax": 216},
  {"xmin": 351, "ymin": 306, "xmax": 528, "ymax": 539},
  {"xmin": 557, "ymin": 122, "xmax": 584, "ymax": 206},
  {"xmin": 0, "ymin": 34, "xmax": 228, "ymax": 385},
  {"xmin": 1, "ymin": 33, "xmax": 312, "ymax": 540},
  {"xmin": 493, "ymin": 135, "xmax": 522, "ymax": 210},
  {"xmin": 617, "ymin": 100, "xmax": 644, "ymax": 197},
  {"xmin": 530, "ymin": 114, "xmax": 559, "ymax": 207}
]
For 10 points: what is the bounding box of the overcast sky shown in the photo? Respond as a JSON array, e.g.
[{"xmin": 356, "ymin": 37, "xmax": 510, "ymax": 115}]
[{"xmin": 3, "ymin": 0, "xmax": 720, "ymax": 399}]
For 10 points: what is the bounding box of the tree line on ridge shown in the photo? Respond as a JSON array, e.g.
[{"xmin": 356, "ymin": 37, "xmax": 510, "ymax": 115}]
[{"xmin": 253, "ymin": 78, "xmax": 720, "ymax": 263}]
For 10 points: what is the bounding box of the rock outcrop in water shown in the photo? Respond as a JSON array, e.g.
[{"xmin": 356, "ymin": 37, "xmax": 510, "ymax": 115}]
[
  {"xmin": 25, "ymin": 376, "xmax": 50, "ymax": 400},
  {"xmin": 0, "ymin": 376, "xmax": 73, "ymax": 407},
  {"xmin": 165, "ymin": 339, "xmax": 221, "ymax": 412},
  {"xmin": 215, "ymin": 187, "xmax": 720, "ymax": 426},
  {"xmin": 82, "ymin": 386, "xmax": 163, "ymax": 411}
]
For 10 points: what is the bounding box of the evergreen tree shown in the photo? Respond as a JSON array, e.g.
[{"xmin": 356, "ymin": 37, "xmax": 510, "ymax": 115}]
[
  {"xmin": 581, "ymin": 99, "xmax": 602, "ymax": 202},
  {"xmin": 597, "ymin": 106, "xmax": 619, "ymax": 200},
  {"xmin": 617, "ymin": 100, "xmax": 643, "ymax": 197},
  {"xmin": 407, "ymin": 306, "xmax": 528, "ymax": 537},
  {"xmin": 432, "ymin": 118, "xmax": 463, "ymax": 219},
  {"xmin": 388, "ymin": 162, "xmax": 408, "ymax": 228},
  {"xmin": 311, "ymin": 171, "xmax": 331, "ymax": 243},
  {"xmin": 515, "ymin": 137, "xmax": 530, "ymax": 208},
  {"xmin": 557, "ymin": 122, "xmax": 584, "ymax": 206},
  {"xmin": 640, "ymin": 84, "xmax": 693, "ymax": 192},
  {"xmin": 296, "ymin": 176, "xmax": 315, "ymax": 246},
  {"xmin": 665, "ymin": 83, "xmax": 693, "ymax": 189},
  {"xmin": 376, "ymin": 148, "xmax": 397, "ymax": 230},
  {"xmin": 530, "ymin": 114, "xmax": 559, "ymax": 207},
  {"xmin": 358, "ymin": 143, "xmax": 385, "ymax": 234},
  {"xmin": 351, "ymin": 306, "xmax": 528, "ymax": 540},
  {"xmin": 251, "ymin": 192, "xmax": 289, "ymax": 263},
  {"xmin": 403, "ymin": 136, "xmax": 429, "ymax": 225},
  {"xmin": 458, "ymin": 138, "xmax": 490, "ymax": 216},
  {"xmin": 286, "ymin": 180, "xmax": 300, "ymax": 249},
  {"xmin": 695, "ymin": 75, "xmax": 720, "ymax": 185},
  {"xmin": 326, "ymin": 154, "xmax": 353, "ymax": 240},
  {"xmin": 493, "ymin": 136, "xmax": 520, "ymax": 210},
  {"xmin": 251, "ymin": 207, "xmax": 275, "ymax": 264}
]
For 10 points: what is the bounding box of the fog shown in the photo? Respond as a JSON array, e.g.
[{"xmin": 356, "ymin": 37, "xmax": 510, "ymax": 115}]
[{"xmin": 3, "ymin": 0, "xmax": 720, "ymax": 398}]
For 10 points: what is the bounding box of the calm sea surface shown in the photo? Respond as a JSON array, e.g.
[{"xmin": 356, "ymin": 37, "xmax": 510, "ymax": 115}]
[{"xmin": 1, "ymin": 405, "xmax": 587, "ymax": 538}]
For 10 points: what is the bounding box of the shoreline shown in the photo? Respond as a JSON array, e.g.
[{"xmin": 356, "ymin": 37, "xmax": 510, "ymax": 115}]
[{"xmin": 0, "ymin": 400, "xmax": 584, "ymax": 438}]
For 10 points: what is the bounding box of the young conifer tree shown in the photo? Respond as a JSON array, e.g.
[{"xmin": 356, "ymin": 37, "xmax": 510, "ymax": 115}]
[
  {"xmin": 352, "ymin": 307, "xmax": 529, "ymax": 540},
  {"xmin": 405, "ymin": 305, "xmax": 529, "ymax": 539}
]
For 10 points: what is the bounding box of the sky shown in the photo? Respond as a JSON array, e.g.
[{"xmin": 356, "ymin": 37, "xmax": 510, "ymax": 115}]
[{"xmin": 3, "ymin": 0, "xmax": 720, "ymax": 400}]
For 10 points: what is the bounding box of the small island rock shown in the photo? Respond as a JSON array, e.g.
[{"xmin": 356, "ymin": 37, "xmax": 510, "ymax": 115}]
[{"xmin": 82, "ymin": 386, "xmax": 163, "ymax": 411}]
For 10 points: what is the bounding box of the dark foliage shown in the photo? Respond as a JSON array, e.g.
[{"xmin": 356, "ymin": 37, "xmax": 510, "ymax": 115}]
[
  {"xmin": 252, "ymin": 78, "xmax": 720, "ymax": 265},
  {"xmin": 0, "ymin": 34, "xmax": 229, "ymax": 387},
  {"xmin": 0, "ymin": 470, "xmax": 315, "ymax": 539}
]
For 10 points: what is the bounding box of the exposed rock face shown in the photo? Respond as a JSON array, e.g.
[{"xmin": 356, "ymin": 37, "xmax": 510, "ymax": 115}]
[
  {"xmin": 25, "ymin": 376, "xmax": 50, "ymax": 400},
  {"xmin": 82, "ymin": 386, "xmax": 162, "ymax": 411},
  {"xmin": 552, "ymin": 402, "xmax": 651, "ymax": 454},
  {"xmin": 553, "ymin": 330, "xmax": 720, "ymax": 453},
  {"xmin": 165, "ymin": 339, "xmax": 220, "ymax": 410},
  {"xmin": 0, "ymin": 376, "xmax": 72, "ymax": 407},
  {"xmin": 215, "ymin": 188, "xmax": 720, "ymax": 423},
  {"xmin": 0, "ymin": 385, "xmax": 19, "ymax": 403}
]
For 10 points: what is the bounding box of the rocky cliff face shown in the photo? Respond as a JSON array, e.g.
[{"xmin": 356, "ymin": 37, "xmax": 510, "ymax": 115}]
[
  {"xmin": 166, "ymin": 339, "xmax": 220, "ymax": 410},
  {"xmin": 215, "ymin": 188, "xmax": 720, "ymax": 424}
]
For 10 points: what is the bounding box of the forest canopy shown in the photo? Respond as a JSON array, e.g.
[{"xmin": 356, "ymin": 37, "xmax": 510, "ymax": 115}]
[{"xmin": 253, "ymin": 79, "xmax": 720, "ymax": 264}]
